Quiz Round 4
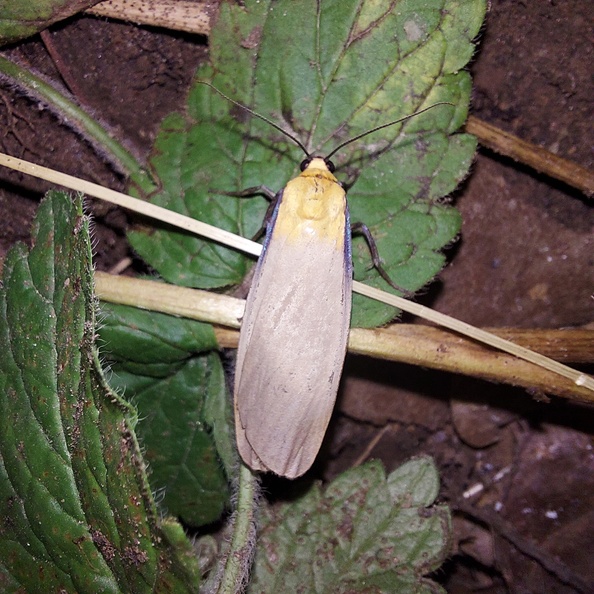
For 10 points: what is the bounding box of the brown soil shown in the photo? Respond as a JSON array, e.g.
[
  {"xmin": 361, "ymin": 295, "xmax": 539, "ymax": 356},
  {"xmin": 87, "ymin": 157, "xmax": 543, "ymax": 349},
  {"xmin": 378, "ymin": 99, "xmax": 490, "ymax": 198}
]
[{"xmin": 0, "ymin": 2, "xmax": 592, "ymax": 592}]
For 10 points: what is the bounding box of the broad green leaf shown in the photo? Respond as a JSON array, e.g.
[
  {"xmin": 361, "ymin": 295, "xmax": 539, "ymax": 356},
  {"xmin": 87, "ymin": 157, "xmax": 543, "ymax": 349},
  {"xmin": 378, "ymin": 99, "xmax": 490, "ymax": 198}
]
[
  {"xmin": 0, "ymin": 0, "xmax": 97, "ymax": 45},
  {"xmin": 100, "ymin": 303, "xmax": 233, "ymax": 527},
  {"xmin": 249, "ymin": 458, "xmax": 450, "ymax": 593},
  {"xmin": 130, "ymin": 0, "xmax": 484, "ymax": 327},
  {"xmin": 0, "ymin": 191, "xmax": 200, "ymax": 593}
]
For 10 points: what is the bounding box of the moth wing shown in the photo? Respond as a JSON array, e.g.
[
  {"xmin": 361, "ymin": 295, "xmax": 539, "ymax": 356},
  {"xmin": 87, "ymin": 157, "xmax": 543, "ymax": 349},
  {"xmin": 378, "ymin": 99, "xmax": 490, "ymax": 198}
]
[{"xmin": 234, "ymin": 217, "xmax": 352, "ymax": 478}]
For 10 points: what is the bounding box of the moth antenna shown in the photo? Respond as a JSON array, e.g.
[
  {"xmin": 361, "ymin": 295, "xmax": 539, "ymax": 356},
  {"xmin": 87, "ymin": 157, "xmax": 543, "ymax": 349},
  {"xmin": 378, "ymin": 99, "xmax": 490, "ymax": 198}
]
[
  {"xmin": 198, "ymin": 81, "xmax": 310, "ymax": 157},
  {"xmin": 325, "ymin": 102, "xmax": 455, "ymax": 160}
]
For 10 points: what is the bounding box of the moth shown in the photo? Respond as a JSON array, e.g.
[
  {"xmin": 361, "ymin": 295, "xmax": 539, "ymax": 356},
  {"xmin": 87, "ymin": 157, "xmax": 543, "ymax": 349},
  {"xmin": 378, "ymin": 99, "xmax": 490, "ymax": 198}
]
[
  {"xmin": 222, "ymin": 86, "xmax": 449, "ymax": 478},
  {"xmin": 234, "ymin": 154, "xmax": 352, "ymax": 478}
]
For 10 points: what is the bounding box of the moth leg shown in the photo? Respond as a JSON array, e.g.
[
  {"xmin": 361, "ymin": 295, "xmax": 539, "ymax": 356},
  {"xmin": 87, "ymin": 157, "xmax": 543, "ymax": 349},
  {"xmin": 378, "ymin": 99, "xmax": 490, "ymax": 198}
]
[
  {"xmin": 214, "ymin": 185, "xmax": 279, "ymax": 241},
  {"xmin": 224, "ymin": 185, "xmax": 276, "ymax": 200},
  {"xmin": 350, "ymin": 221, "xmax": 414, "ymax": 297}
]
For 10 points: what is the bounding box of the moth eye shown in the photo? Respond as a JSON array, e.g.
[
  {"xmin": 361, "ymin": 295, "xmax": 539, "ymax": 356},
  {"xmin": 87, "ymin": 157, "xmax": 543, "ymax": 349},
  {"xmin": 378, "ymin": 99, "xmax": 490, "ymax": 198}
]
[{"xmin": 300, "ymin": 157, "xmax": 312, "ymax": 171}]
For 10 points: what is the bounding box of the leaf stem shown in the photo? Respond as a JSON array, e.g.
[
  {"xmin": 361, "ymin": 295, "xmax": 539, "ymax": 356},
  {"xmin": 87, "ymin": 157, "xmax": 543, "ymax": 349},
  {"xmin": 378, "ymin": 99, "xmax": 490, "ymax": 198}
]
[{"xmin": 0, "ymin": 55, "xmax": 156, "ymax": 194}]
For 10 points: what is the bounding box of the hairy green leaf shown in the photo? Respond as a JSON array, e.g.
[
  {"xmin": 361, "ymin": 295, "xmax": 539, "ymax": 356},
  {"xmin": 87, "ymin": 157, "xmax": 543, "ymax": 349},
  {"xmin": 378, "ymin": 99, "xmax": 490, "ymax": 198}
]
[
  {"xmin": 100, "ymin": 303, "xmax": 233, "ymax": 527},
  {"xmin": 250, "ymin": 458, "xmax": 450, "ymax": 593},
  {"xmin": 130, "ymin": 0, "xmax": 484, "ymax": 327},
  {"xmin": 0, "ymin": 0, "xmax": 96, "ymax": 45},
  {"xmin": 0, "ymin": 192, "xmax": 200, "ymax": 593}
]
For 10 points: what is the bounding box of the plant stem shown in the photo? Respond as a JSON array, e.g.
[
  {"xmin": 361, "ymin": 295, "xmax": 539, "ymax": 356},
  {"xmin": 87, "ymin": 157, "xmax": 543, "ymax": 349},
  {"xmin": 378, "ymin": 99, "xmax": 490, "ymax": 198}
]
[
  {"xmin": 211, "ymin": 463, "xmax": 259, "ymax": 594},
  {"xmin": 93, "ymin": 272, "xmax": 594, "ymax": 402},
  {"xmin": 0, "ymin": 55, "xmax": 156, "ymax": 194}
]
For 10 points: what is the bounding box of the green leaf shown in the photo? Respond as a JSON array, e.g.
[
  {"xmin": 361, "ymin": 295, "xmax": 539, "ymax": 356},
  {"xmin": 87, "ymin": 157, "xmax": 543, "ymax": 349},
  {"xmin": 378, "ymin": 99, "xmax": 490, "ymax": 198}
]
[
  {"xmin": 249, "ymin": 458, "xmax": 450, "ymax": 593},
  {"xmin": 100, "ymin": 303, "xmax": 233, "ymax": 527},
  {"xmin": 129, "ymin": 0, "xmax": 484, "ymax": 327},
  {"xmin": 0, "ymin": 191, "xmax": 200, "ymax": 593},
  {"xmin": 0, "ymin": 0, "xmax": 97, "ymax": 45}
]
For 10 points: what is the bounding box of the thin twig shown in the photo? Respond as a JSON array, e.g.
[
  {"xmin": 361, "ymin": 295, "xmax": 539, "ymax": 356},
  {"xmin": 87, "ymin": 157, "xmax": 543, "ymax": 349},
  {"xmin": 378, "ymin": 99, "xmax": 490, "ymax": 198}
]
[
  {"xmin": 86, "ymin": 0, "xmax": 212, "ymax": 35},
  {"xmin": 454, "ymin": 502, "xmax": 592, "ymax": 594},
  {"xmin": 466, "ymin": 115, "xmax": 594, "ymax": 197},
  {"xmin": 40, "ymin": 30, "xmax": 91, "ymax": 105},
  {"xmin": 353, "ymin": 282, "xmax": 594, "ymax": 393},
  {"xmin": 352, "ymin": 425, "xmax": 391, "ymax": 468},
  {"xmin": 1, "ymin": 151, "xmax": 592, "ymax": 395}
]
